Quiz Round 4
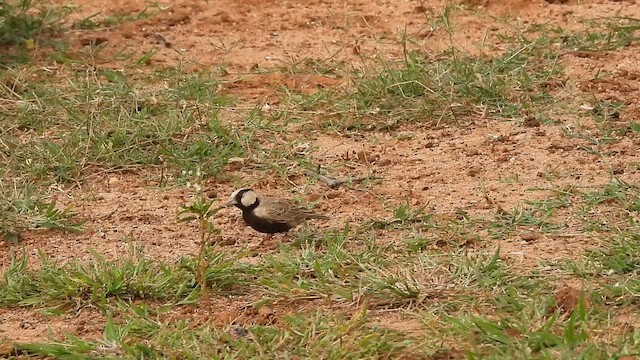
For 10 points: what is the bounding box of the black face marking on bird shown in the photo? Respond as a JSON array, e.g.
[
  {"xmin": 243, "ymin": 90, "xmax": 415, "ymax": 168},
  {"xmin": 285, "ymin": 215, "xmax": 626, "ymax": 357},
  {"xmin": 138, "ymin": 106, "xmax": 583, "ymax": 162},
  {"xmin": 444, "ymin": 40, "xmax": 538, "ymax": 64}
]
[{"xmin": 225, "ymin": 188, "xmax": 329, "ymax": 234}]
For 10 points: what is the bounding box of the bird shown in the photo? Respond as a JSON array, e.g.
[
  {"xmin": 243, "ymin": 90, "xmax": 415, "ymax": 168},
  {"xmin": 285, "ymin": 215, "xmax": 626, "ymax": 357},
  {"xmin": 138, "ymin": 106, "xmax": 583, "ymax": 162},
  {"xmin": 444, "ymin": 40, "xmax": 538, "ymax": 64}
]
[{"xmin": 225, "ymin": 188, "xmax": 329, "ymax": 234}]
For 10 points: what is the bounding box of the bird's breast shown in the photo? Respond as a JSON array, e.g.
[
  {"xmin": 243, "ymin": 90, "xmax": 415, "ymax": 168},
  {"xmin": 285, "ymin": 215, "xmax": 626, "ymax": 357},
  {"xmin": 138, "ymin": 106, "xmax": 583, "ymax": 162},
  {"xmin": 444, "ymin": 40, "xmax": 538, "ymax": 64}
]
[{"xmin": 242, "ymin": 211, "xmax": 292, "ymax": 234}]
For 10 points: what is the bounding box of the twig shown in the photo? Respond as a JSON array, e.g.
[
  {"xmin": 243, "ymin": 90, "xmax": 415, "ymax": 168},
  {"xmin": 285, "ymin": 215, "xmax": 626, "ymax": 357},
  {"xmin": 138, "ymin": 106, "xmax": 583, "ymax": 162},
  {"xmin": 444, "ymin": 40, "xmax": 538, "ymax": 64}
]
[{"xmin": 304, "ymin": 169, "xmax": 380, "ymax": 189}]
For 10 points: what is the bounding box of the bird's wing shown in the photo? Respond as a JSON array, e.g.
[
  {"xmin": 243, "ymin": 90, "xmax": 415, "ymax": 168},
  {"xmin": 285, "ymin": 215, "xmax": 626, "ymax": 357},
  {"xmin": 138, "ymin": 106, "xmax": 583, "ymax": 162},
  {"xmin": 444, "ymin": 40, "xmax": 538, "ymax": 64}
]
[{"xmin": 258, "ymin": 197, "xmax": 322, "ymax": 225}]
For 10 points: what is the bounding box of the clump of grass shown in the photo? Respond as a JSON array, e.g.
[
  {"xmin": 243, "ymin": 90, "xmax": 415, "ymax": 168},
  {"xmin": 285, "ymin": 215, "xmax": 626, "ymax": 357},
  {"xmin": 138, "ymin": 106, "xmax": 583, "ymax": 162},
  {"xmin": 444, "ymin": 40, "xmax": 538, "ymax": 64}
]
[
  {"xmin": 1, "ymin": 68, "xmax": 244, "ymax": 184},
  {"xmin": 442, "ymin": 293, "xmax": 596, "ymax": 358},
  {"xmin": 354, "ymin": 42, "xmax": 557, "ymax": 121},
  {"xmin": 560, "ymin": 17, "xmax": 640, "ymax": 52},
  {"xmin": 300, "ymin": 25, "xmax": 563, "ymax": 130},
  {"xmin": 14, "ymin": 309, "xmax": 418, "ymax": 359},
  {"xmin": 254, "ymin": 225, "xmax": 372, "ymax": 304},
  {"xmin": 486, "ymin": 205, "xmax": 564, "ymax": 239},
  {"xmin": 0, "ymin": 179, "xmax": 82, "ymax": 243},
  {"xmin": 1, "ymin": 249, "xmax": 190, "ymax": 307},
  {"xmin": 0, "ymin": 245, "xmax": 249, "ymax": 307},
  {"xmin": 71, "ymin": 3, "xmax": 160, "ymax": 30},
  {"xmin": 0, "ymin": 0, "xmax": 68, "ymax": 47},
  {"xmin": 365, "ymin": 201, "xmax": 433, "ymax": 230}
]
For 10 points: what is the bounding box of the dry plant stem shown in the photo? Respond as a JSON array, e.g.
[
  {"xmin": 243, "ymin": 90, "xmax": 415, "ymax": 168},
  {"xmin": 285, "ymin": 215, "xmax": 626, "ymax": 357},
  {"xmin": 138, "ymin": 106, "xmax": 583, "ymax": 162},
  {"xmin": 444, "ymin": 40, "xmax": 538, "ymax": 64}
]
[
  {"xmin": 304, "ymin": 169, "xmax": 381, "ymax": 189},
  {"xmin": 197, "ymin": 218, "xmax": 212, "ymax": 298}
]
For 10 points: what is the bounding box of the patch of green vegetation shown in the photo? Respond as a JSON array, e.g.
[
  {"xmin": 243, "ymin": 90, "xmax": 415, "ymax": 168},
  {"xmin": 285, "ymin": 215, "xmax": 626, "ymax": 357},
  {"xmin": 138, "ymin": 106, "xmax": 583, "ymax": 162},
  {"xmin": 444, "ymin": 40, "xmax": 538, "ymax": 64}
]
[
  {"xmin": 486, "ymin": 206, "xmax": 564, "ymax": 239},
  {"xmin": 14, "ymin": 309, "xmax": 419, "ymax": 359},
  {"xmin": 582, "ymin": 179, "xmax": 639, "ymax": 209},
  {"xmin": 560, "ymin": 17, "xmax": 640, "ymax": 52},
  {"xmin": 339, "ymin": 39, "xmax": 560, "ymax": 127},
  {"xmin": 3, "ymin": 184, "xmax": 640, "ymax": 358},
  {"xmin": 72, "ymin": 4, "xmax": 160, "ymax": 30},
  {"xmin": 544, "ymin": 179, "xmax": 640, "ymax": 314},
  {"xmin": 562, "ymin": 100, "xmax": 633, "ymax": 153},
  {"xmin": 365, "ymin": 201, "xmax": 433, "ymax": 230},
  {"xmin": 405, "ymin": 215, "xmax": 481, "ymax": 252},
  {"xmin": 589, "ymin": 232, "xmax": 640, "ymax": 277},
  {"xmin": 0, "ymin": 246, "xmax": 246, "ymax": 308},
  {"xmin": 478, "ymin": 180, "xmax": 637, "ymax": 240},
  {"xmin": 575, "ymin": 179, "xmax": 639, "ymax": 232},
  {"xmin": 254, "ymin": 225, "xmax": 383, "ymax": 304},
  {"xmin": 293, "ymin": 13, "xmax": 566, "ymax": 130},
  {"xmin": 285, "ymin": 14, "xmax": 640, "ymax": 135},
  {"xmin": 247, "ymin": 133, "xmax": 324, "ymax": 183},
  {"xmin": 1, "ymin": 67, "xmax": 244, "ymax": 184},
  {"xmin": 0, "ymin": 0, "xmax": 73, "ymax": 65},
  {"xmin": 0, "ymin": 179, "xmax": 82, "ymax": 243},
  {"xmin": 0, "ymin": 0, "xmax": 69, "ymax": 46},
  {"xmin": 438, "ymin": 295, "xmax": 620, "ymax": 359}
]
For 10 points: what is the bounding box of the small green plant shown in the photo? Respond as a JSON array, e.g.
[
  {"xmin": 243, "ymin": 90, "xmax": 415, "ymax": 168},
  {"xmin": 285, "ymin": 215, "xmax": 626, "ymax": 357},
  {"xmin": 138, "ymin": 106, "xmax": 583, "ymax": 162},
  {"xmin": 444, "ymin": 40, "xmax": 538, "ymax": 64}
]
[
  {"xmin": 177, "ymin": 196, "xmax": 223, "ymax": 296},
  {"xmin": 560, "ymin": 17, "xmax": 640, "ymax": 52},
  {"xmin": 72, "ymin": 4, "xmax": 160, "ymax": 30},
  {"xmin": 486, "ymin": 205, "xmax": 563, "ymax": 238},
  {"xmin": 366, "ymin": 201, "xmax": 433, "ymax": 229},
  {"xmin": 0, "ymin": 0, "xmax": 42, "ymax": 46},
  {"xmin": 582, "ymin": 178, "xmax": 637, "ymax": 206},
  {"xmin": 0, "ymin": 0, "xmax": 69, "ymax": 46},
  {"xmin": 405, "ymin": 218, "xmax": 480, "ymax": 252}
]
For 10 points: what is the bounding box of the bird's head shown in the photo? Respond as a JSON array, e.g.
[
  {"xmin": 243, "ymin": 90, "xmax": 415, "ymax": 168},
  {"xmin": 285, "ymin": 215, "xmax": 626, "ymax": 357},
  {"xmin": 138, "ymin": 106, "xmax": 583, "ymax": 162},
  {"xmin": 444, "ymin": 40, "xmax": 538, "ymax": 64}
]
[{"xmin": 226, "ymin": 188, "xmax": 259, "ymax": 210}]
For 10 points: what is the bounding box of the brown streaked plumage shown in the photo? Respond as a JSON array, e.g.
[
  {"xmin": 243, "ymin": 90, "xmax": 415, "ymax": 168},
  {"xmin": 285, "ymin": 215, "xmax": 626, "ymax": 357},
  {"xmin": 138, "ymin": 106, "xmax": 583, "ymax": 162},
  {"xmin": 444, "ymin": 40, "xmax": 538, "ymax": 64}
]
[{"xmin": 225, "ymin": 188, "xmax": 329, "ymax": 234}]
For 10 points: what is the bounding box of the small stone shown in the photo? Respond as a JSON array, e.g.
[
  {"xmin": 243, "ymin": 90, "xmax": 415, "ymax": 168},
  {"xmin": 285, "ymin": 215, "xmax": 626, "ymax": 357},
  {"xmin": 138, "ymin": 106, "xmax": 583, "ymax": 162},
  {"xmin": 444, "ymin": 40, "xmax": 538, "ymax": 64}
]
[
  {"xmin": 257, "ymin": 306, "xmax": 274, "ymax": 317},
  {"xmin": 325, "ymin": 191, "xmax": 341, "ymax": 199},
  {"xmin": 226, "ymin": 157, "xmax": 246, "ymax": 171},
  {"xmin": 356, "ymin": 150, "xmax": 369, "ymax": 163},
  {"xmin": 523, "ymin": 116, "xmax": 541, "ymax": 127},
  {"xmin": 19, "ymin": 321, "xmax": 34, "ymax": 329},
  {"xmin": 520, "ymin": 232, "xmax": 540, "ymax": 242},
  {"xmin": 467, "ymin": 167, "xmax": 481, "ymax": 177},
  {"xmin": 496, "ymin": 155, "xmax": 509, "ymax": 163},
  {"xmin": 377, "ymin": 158, "xmax": 392, "ymax": 166},
  {"xmin": 228, "ymin": 157, "xmax": 245, "ymax": 164},
  {"xmin": 108, "ymin": 177, "xmax": 121, "ymax": 186},
  {"xmin": 552, "ymin": 287, "xmax": 589, "ymax": 314}
]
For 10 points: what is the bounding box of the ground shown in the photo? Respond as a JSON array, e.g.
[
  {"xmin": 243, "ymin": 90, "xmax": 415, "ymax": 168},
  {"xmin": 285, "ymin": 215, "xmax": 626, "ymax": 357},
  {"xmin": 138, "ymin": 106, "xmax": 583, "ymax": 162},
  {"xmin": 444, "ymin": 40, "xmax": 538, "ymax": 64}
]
[{"xmin": 1, "ymin": 0, "xmax": 639, "ymax": 358}]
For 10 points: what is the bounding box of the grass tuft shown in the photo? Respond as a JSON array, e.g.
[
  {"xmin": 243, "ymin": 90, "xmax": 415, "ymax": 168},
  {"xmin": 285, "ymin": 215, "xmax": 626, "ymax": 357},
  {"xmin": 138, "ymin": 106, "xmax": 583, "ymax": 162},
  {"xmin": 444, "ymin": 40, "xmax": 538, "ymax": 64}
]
[
  {"xmin": 0, "ymin": 246, "xmax": 250, "ymax": 308},
  {"xmin": 0, "ymin": 179, "xmax": 82, "ymax": 243}
]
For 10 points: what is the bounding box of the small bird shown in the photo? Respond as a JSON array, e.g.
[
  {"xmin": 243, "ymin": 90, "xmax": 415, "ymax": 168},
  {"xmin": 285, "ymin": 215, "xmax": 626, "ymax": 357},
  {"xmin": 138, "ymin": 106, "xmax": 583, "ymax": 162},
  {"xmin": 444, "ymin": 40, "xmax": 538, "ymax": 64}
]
[{"xmin": 225, "ymin": 188, "xmax": 329, "ymax": 234}]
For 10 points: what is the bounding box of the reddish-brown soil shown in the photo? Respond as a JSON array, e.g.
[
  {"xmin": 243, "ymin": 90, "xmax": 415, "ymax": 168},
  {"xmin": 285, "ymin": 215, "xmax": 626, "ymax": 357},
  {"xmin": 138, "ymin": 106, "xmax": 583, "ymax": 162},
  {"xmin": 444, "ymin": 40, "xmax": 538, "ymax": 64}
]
[{"xmin": 2, "ymin": 0, "xmax": 640, "ymax": 346}]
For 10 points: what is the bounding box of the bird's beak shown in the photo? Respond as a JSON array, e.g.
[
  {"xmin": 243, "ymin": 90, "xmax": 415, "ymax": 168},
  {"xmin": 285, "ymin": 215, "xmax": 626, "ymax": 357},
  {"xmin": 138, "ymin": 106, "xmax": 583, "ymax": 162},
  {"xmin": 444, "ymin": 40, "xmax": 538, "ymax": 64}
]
[{"xmin": 224, "ymin": 198, "xmax": 237, "ymax": 207}]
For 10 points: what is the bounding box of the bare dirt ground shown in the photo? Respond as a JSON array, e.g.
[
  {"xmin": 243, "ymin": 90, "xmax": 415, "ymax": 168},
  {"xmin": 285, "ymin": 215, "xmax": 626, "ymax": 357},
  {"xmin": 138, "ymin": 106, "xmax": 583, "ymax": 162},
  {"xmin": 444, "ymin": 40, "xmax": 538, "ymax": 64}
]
[{"xmin": 2, "ymin": 0, "xmax": 640, "ymax": 348}]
